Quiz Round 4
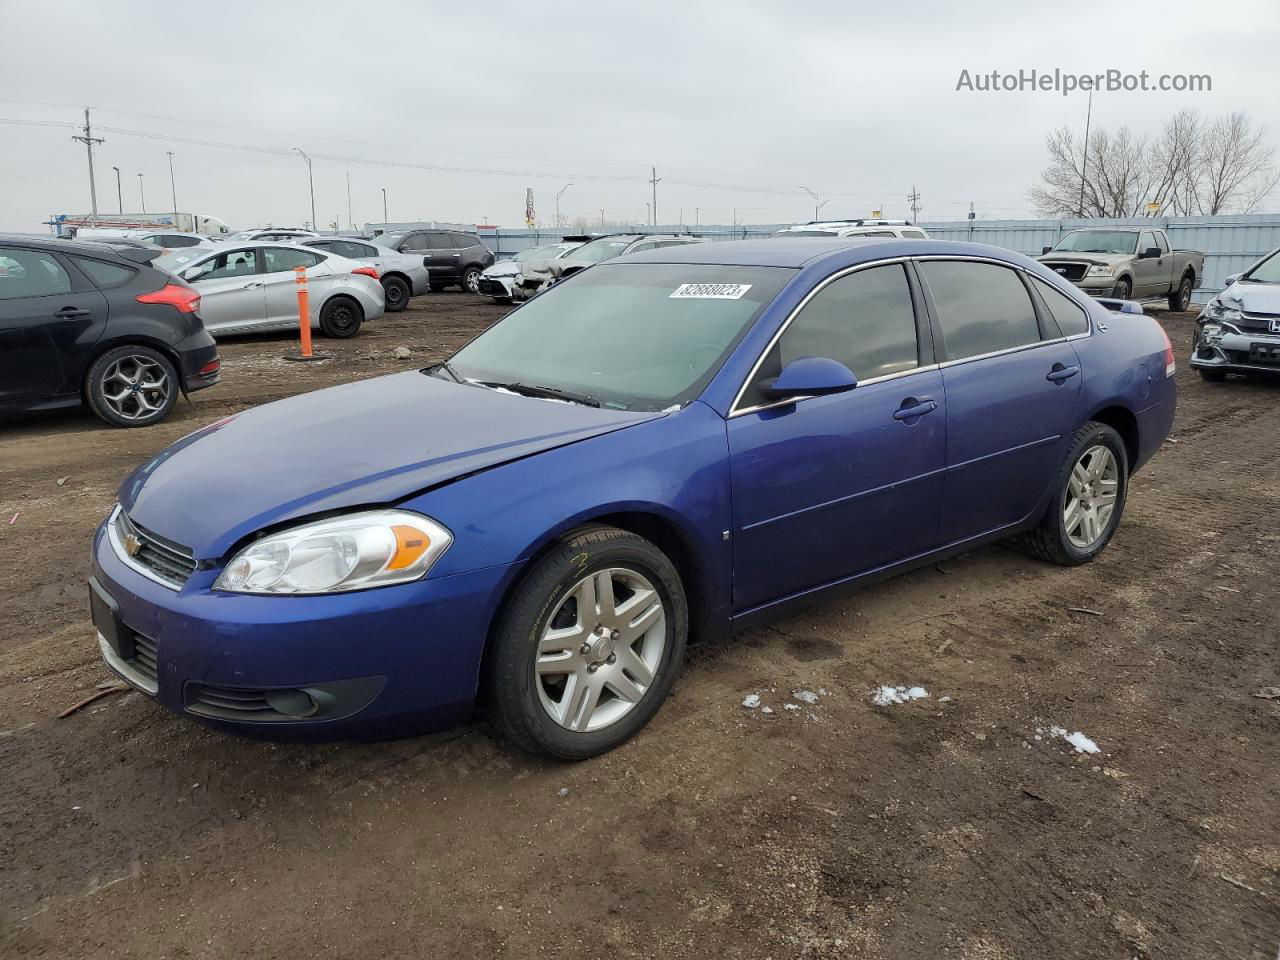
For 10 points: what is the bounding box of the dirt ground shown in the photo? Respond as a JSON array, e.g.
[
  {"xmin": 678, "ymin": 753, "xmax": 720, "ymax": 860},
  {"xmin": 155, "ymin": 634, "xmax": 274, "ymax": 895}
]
[{"xmin": 2, "ymin": 294, "xmax": 1278, "ymax": 960}]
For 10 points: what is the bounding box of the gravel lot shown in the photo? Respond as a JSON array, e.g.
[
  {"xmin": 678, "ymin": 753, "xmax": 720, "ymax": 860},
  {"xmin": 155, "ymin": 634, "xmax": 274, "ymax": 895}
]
[{"xmin": 2, "ymin": 295, "xmax": 1278, "ymax": 959}]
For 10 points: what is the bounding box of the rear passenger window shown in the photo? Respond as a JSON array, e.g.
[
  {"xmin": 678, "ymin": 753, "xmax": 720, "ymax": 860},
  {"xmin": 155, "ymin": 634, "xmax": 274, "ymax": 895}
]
[
  {"xmin": 71, "ymin": 256, "xmax": 135, "ymax": 289},
  {"xmin": 450, "ymin": 233, "xmax": 478, "ymax": 248},
  {"xmin": 742, "ymin": 264, "xmax": 918, "ymax": 408},
  {"xmin": 919, "ymin": 261, "xmax": 1040, "ymax": 361},
  {"xmin": 1032, "ymin": 277, "xmax": 1090, "ymax": 337},
  {"xmin": 262, "ymin": 248, "xmax": 324, "ymax": 272}
]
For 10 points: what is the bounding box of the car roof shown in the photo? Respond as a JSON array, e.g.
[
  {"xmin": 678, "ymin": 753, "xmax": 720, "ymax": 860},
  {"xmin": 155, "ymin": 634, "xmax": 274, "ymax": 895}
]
[
  {"xmin": 617, "ymin": 237, "xmax": 1033, "ymax": 270},
  {"xmin": 0, "ymin": 234, "xmax": 150, "ymax": 259}
]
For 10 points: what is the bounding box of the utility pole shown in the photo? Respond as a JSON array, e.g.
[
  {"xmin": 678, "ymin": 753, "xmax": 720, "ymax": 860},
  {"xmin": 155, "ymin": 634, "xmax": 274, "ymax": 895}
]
[
  {"xmin": 695, "ymin": 207, "xmax": 699, "ymax": 227},
  {"xmin": 111, "ymin": 166, "xmax": 122, "ymax": 213},
  {"xmin": 555, "ymin": 182, "xmax": 573, "ymax": 228},
  {"xmin": 1077, "ymin": 88, "xmax": 1093, "ymax": 218},
  {"xmin": 294, "ymin": 148, "xmax": 316, "ymax": 233},
  {"xmin": 649, "ymin": 166, "xmax": 661, "ymax": 226},
  {"xmin": 165, "ymin": 151, "xmax": 177, "ymax": 218},
  {"xmin": 346, "ymin": 170, "xmax": 353, "ymax": 230},
  {"xmin": 137, "ymin": 173, "xmax": 146, "ymax": 213},
  {"xmin": 907, "ymin": 185, "xmax": 922, "ymax": 222},
  {"xmin": 71, "ymin": 108, "xmax": 104, "ymax": 216},
  {"xmin": 799, "ymin": 185, "xmax": 821, "ymax": 221},
  {"xmin": 381, "ymin": 187, "xmax": 388, "ymax": 225},
  {"xmin": 645, "ymin": 201, "xmax": 651, "ymax": 227}
]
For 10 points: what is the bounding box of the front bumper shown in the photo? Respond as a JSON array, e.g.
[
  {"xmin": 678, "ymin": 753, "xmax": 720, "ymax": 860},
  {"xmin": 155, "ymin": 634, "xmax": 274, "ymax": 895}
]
[
  {"xmin": 1190, "ymin": 328, "xmax": 1280, "ymax": 374},
  {"xmin": 90, "ymin": 517, "xmax": 521, "ymax": 738},
  {"xmin": 478, "ymin": 275, "xmax": 515, "ymax": 299}
]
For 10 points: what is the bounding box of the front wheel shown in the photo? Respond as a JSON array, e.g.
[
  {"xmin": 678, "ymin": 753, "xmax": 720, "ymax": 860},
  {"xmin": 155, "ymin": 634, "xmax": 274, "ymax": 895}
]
[
  {"xmin": 1168, "ymin": 274, "xmax": 1193, "ymax": 312},
  {"xmin": 1018, "ymin": 422, "xmax": 1129, "ymax": 566},
  {"xmin": 462, "ymin": 267, "xmax": 483, "ymax": 295},
  {"xmin": 487, "ymin": 526, "xmax": 688, "ymax": 759},
  {"xmin": 85, "ymin": 345, "xmax": 179, "ymax": 428},
  {"xmin": 318, "ymin": 296, "xmax": 363, "ymax": 338},
  {"xmin": 1111, "ymin": 278, "xmax": 1132, "ymax": 300}
]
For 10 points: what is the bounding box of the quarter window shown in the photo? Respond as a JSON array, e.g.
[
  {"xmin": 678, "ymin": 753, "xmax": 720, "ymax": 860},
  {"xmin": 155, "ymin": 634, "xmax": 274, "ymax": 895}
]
[
  {"xmin": 919, "ymin": 261, "xmax": 1040, "ymax": 361},
  {"xmin": 71, "ymin": 256, "xmax": 135, "ymax": 289},
  {"xmin": 330, "ymin": 240, "xmax": 373, "ymax": 259},
  {"xmin": 1031, "ymin": 277, "xmax": 1090, "ymax": 337},
  {"xmin": 449, "ymin": 233, "xmax": 478, "ymax": 248},
  {"xmin": 0, "ymin": 247, "xmax": 72, "ymax": 299},
  {"xmin": 742, "ymin": 263, "xmax": 919, "ymax": 408}
]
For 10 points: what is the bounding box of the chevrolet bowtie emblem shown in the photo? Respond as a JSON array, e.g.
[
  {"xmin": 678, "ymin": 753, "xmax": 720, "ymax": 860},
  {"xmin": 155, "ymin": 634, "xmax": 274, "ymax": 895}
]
[{"xmin": 123, "ymin": 532, "xmax": 142, "ymax": 557}]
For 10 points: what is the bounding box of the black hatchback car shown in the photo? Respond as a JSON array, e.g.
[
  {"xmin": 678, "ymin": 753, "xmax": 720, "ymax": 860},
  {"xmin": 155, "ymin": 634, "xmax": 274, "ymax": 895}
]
[
  {"xmin": 0, "ymin": 236, "xmax": 220, "ymax": 428},
  {"xmin": 371, "ymin": 229, "xmax": 494, "ymax": 293}
]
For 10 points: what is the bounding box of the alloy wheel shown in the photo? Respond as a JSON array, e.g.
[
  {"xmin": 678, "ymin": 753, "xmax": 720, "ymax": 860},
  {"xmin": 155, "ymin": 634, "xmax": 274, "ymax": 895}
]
[
  {"xmin": 534, "ymin": 567, "xmax": 667, "ymax": 733},
  {"xmin": 100, "ymin": 355, "xmax": 171, "ymax": 422},
  {"xmin": 464, "ymin": 269, "xmax": 481, "ymax": 294},
  {"xmin": 1063, "ymin": 444, "xmax": 1119, "ymax": 548}
]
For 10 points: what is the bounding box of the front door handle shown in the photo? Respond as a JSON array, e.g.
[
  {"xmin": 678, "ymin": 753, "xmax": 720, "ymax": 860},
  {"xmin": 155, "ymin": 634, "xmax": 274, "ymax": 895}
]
[
  {"xmin": 1046, "ymin": 363, "xmax": 1080, "ymax": 383},
  {"xmin": 893, "ymin": 397, "xmax": 938, "ymax": 421},
  {"xmin": 243, "ymin": 281, "xmax": 264, "ymax": 289},
  {"xmin": 54, "ymin": 306, "xmax": 91, "ymax": 320}
]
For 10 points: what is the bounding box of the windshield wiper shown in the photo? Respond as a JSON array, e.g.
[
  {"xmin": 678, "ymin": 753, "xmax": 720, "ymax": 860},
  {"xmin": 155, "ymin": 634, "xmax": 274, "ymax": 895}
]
[
  {"xmin": 426, "ymin": 361, "xmax": 464, "ymax": 383},
  {"xmin": 479, "ymin": 381, "xmax": 601, "ymax": 407}
]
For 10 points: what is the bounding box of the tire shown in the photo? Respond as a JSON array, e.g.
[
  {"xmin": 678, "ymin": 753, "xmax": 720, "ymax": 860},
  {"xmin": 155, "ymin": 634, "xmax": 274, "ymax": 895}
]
[
  {"xmin": 318, "ymin": 296, "xmax": 362, "ymax": 338},
  {"xmin": 462, "ymin": 266, "xmax": 483, "ymax": 295},
  {"xmin": 1111, "ymin": 278, "xmax": 1132, "ymax": 300},
  {"xmin": 1018, "ymin": 422, "xmax": 1129, "ymax": 566},
  {"xmin": 487, "ymin": 525, "xmax": 688, "ymax": 759},
  {"xmin": 1168, "ymin": 274, "xmax": 1193, "ymax": 312},
  {"xmin": 85, "ymin": 345, "xmax": 180, "ymax": 428},
  {"xmin": 1198, "ymin": 368, "xmax": 1227, "ymax": 382},
  {"xmin": 381, "ymin": 275, "xmax": 410, "ymax": 312}
]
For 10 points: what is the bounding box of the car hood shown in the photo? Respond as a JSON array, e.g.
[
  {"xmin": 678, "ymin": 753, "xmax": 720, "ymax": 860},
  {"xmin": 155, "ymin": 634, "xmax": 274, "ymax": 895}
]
[
  {"xmin": 482, "ymin": 261, "xmax": 521, "ymax": 278},
  {"xmin": 119, "ymin": 372, "xmax": 660, "ymax": 558},
  {"xmin": 1219, "ymin": 282, "xmax": 1280, "ymax": 313}
]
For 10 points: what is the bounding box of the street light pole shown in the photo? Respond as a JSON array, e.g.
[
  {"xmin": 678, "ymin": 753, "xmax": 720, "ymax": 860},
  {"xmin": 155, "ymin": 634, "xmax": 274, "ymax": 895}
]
[
  {"xmin": 294, "ymin": 148, "xmax": 316, "ymax": 232},
  {"xmin": 137, "ymin": 173, "xmax": 146, "ymax": 213},
  {"xmin": 381, "ymin": 187, "xmax": 388, "ymax": 225},
  {"xmin": 799, "ymin": 185, "xmax": 820, "ymax": 221},
  {"xmin": 346, "ymin": 170, "xmax": 353, "ymax": 230},
  {"xmin": 111, "ymin": 166, "xmax": 122, "ymax": 213},
  {"xmin": 555, "ymin": 182, "xmax": 573, "ymax": 228},
  {"xmin": 165, "ymin": 151, "xmax": 177, "ymax": 219}
]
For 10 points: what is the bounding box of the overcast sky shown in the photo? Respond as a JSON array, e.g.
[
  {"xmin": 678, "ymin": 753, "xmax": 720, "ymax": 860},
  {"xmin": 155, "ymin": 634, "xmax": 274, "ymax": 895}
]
[{"xmin": 1, "ymin": 0, "xmax": 1276, "ymax": 233}]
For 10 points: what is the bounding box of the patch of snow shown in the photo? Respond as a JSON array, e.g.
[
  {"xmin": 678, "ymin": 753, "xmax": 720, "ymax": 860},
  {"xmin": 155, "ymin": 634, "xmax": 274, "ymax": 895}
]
[
  {"xmin": 741, "ymin": 694, "xmax": 761, "ymax": 709},
  {"xmin": 872, "ymin": 685, "xmax": 929, "ymax": 707},
  {"xmin": 783, "ymin": 703, "xmax": 801, "ymax": 711},
  {"xmin": 793, "ymin": 690, "xmax": 820, "ymax": 704},
  {"xmin": 1038, "ymin": 724, "xmax": 1101, "ymax": 753},
  {"xmin": 761, "ymin": 706, "xmax": 774, "ymax": 715}
]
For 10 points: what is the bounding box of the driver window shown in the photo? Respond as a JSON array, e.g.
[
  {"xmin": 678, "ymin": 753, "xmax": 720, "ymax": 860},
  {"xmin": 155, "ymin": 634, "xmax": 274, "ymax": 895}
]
[
  {"xmin": 742, "ymin": 264, "xmax": 919, "ymax": 408},
  {"xmin": 186, "ymin": 249, "xmax": 258, "ymax": 282},
  {"xmin": 1139, "ymin": 231, "xmax": 1156, "ymax": 254}
]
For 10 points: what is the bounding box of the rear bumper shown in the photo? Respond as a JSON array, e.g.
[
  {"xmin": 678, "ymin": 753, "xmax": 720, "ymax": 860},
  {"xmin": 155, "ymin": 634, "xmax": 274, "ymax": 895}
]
[
  {"xmin": 90, "ymin": 515, "xmax": 522, "ymax": 739},
  {"xmin": 176, "ymin": 329, "xmax": 220, "ymax": 393}
]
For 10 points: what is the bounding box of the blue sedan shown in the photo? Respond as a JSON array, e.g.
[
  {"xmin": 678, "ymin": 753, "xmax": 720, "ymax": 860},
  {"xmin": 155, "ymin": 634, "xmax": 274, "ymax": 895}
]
[{"xmin": 90, "ymin": 239, "xmax": 1176, "ymax": 757}]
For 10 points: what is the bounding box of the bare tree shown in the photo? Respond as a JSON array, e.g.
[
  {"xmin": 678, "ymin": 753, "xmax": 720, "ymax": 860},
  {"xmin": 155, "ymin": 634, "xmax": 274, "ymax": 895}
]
[{"xmin": 1195, "ymin": 112, "xmax": 1279, "ymax": 214}]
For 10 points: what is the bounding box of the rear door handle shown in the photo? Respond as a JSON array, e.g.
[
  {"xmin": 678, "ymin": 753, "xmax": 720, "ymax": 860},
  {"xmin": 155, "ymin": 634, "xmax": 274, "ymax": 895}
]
[
  {"xmin": 893, "ymin": 397, "xmax": 938, "ymax": 421},
  {"xmin": 54, "ymin": 306, "xmax": 91, "ymax": 320},
  {"xmin": 1046, "ymin": 364, "xmax": 1080, "ymax": 383}
]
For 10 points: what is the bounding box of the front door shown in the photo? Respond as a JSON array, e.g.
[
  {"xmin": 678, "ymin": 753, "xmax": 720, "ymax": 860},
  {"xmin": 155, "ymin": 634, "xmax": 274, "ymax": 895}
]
[
  {"xmin": 1132, "ymin": 230, "xmax": 1167, "ymax": 298},
  {"xmin": 915, "ymin": 259, "xmax": 1082, "ymax": 546},
  {"xmin": 183, "ymin": 247, "xmax": 266, "ymax": 334},
  {"xmin": 728, "ymin": 262, "xmax": 946, "ymax": 610}
]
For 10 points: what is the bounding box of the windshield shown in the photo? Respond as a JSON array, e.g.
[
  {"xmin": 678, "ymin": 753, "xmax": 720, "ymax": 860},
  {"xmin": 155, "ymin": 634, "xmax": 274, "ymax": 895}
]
[
  {"xmin": 446, "ymin": 263, "xmax": 793, "ymax": 411},
  {"xmin": 1051, "ymin": 230, "xmax": 1139, "ymax": 254},
  {"xmin": 1242, "ymin": 249, "xmax": 1280, "ymax": 284},
  {"xmin": 563, "ymin": 237, "xmax": 635, "ymax": 265}
]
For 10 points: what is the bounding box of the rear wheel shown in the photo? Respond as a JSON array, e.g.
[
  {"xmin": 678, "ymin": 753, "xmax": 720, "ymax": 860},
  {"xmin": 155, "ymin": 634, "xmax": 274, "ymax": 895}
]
[
  {"xmin": 1019, "ymin": 422, "xmax": 1128, "ymax": 566},
  {"xmin": 318, "ymin": 296, "xmax": 362, "ymax": 338},
  {"xmin": 462, "ymin": 266, "xmax": 483, "ymax": 295},
  {"xmin": 85, "ymin": 345, "xmax": 179, "ymax": 428},
  {"xmin": 1168, "ymin": 274, "xmax": 1193, "ymax": 312},
  {"xmin": 381, "ymin": 275, "xmax": 410, "ymax": 312},
  {"xmin": 487, "ymin": 526, "xmax": 688, "ymax": 759},
  {"xmin": 1111, "ymin": 278, "xmax": 1132, "ymax": 300}
]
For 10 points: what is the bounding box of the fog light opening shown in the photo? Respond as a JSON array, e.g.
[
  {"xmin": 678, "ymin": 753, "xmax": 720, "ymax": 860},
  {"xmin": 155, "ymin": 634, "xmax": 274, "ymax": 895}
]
[{"xmin": 264, "ymin": 688, "xmax": 318, "ymax": 718}]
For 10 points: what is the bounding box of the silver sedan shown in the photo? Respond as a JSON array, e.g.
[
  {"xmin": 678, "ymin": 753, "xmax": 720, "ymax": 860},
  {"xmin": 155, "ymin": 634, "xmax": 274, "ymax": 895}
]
[
  {"xmin": 155, "ymin": 242, "xmax": 384, "ymax": 339},
  {"xmin": 296, "ymin": 236, "xmax": 430, "ymax": 312}
]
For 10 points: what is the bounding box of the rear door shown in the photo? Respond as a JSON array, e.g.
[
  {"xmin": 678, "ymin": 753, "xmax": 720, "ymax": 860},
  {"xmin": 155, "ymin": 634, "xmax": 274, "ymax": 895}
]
[
  {"xmin": 0, "ymin": 246, "xmax": 107, "ymax": 403},
  {"xmin": 260, "ymin": 246, "xmax": 329, "ymax": 326},
  {"xmin": 424, "ymin": 232, "xmax": 460, "ymax": 282},
  {"xmin": 728, "ymin": 261, "xmax": 946, "ymax": 609},
  {"xmin": 917, "ymin": 259, "xmax": 1082, "ymax": 546},
  {"xmin": 181, "ymin": 247, "xmax": 266, "ymax": 334}
]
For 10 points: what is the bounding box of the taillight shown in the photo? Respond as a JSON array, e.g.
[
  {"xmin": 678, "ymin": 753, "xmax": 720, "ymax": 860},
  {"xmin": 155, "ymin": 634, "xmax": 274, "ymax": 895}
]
[
  {"xmin": 352, "ymin": 266, "xmax": 379, "ymax": 280},
  {"xmin": 1159, "ymin": 324, "xmax": 1176, "ymax": 377},
  {"xmin": 136, "ymin": 283, "xmax": 200, "ymax": 314},
  {"xmin": 198, "ymin": 359, "xmax": 221, "ymax": 375}
]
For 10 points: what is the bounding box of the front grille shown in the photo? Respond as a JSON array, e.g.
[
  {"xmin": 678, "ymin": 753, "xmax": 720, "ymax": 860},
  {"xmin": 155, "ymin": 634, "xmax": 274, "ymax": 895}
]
[
  {"xmin": 115, "ymin": 510, "xmax": 197, "ymax": 587},
  {"xmin": 1237, "ymin": 313, "xmax": 1280, "ymax": 335},
  {"xmin": 1043, "ymin": 261, "xmax": 1088, "ymax": 282}
]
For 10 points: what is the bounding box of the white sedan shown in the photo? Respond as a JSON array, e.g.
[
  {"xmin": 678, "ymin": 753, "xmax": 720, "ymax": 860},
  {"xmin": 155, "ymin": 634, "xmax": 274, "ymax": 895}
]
[{"xmin": 155, "ymin": 242, "xmax": 384, "ymax": 338}]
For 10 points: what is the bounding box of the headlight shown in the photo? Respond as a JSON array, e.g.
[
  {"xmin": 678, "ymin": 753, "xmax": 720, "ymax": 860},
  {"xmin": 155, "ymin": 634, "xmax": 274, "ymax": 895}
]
[
  {"xmin": 1199, "ymin": 323, "xmax": 1224, "ymax": 342},
  {"xmin": 1204, "ymin": 300, "xmax": 1241, "ymax": 322},
  {"xmin": 214, "ymin": 510, "xmax": 452, "ymax": 595},
  {"xmin": 1086, "ymin": 265, "xmax": 1114, "ymax": 278}
]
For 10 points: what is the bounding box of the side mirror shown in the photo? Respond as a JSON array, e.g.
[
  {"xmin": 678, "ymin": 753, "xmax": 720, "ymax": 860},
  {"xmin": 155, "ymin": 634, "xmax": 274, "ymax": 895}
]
[
  {"xmin": 1223, "ymin": 273, "xmax": 1240, "ymax": 287},
  {"xmin": 1141, "ymin": 247, "xmax": 1161, "ymax": 259},
  {"xmin": 764, "ymin": 356, "xmax": 858, "ymax": 401},
  {"xmin": 1041, "ymin": 245, "xmax": 1053, "ymax": 255}
]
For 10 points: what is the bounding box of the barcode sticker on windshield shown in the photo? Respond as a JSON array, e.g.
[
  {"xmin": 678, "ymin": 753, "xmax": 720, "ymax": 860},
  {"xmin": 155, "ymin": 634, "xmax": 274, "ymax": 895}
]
[{"xmin": 670, "ymin": 283, "xmax": 752, "ymax": 300}]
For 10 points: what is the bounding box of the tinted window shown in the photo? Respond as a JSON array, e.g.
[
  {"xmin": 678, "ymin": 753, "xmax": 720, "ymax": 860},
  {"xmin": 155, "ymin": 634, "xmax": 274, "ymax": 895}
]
[
  {"xmin": 400, "ymin": 233, "xmax": 429, "ymax": 251},
  {"xmin": 330, "ymin": 240, "xmax": 372, "ymax": 259},
  {"xmin": 186, "ymin": 249, "xmax": 258, "ymax": 281},
  {"xmin": 450, "ymin": 233, "xmax": 479, "ymax": 248},
  {"xmin": 71, "ymin": 256, "xmax": 135, "ymax": 289},
  {"xmin": 902, "ymin": 230, "xmax": 928, "ymax": 239},
  {"xmin": 627, "ymin": 241, "xmax": 658, "ymax": 254},
  {"xmin": 307, "ymin": 240, "xmax": 334, "ymax": 252},
  {"xmin": 426, "ymin": 233, "xmax": 455, "ymax": 249},
  {"xmin": 0, "ymin": 247, "xmax": 71, "ymax": 299},
  {"xmin": 742, "ymin": 264, "xmax": 918, "ymax": 408},
  {"xmin": 262, "ymin": 247, "xmax": 324, "ymax": 272},
  {"xmin": 1032, "ymin": 277, "xmax": 1090, "ymax": 337},
  {"xmin": 170, "ymin": 235, "xmax": 203, "ymax": 248},
  {"xmin": 920, "ymin": 261, "xmax": 1040, "ymax": 361}
]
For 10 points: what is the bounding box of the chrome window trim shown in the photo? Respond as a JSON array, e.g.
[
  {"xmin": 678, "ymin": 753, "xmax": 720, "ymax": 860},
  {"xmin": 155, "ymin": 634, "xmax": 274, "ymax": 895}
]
[
  {"xmin": 106, "ymin": 505, "xmax": 183, "ymax": 592},
  {"xmin": 732, "ymin": 363, "xmax": 941, "ymax": 417}
]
